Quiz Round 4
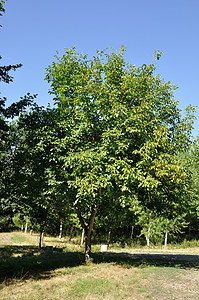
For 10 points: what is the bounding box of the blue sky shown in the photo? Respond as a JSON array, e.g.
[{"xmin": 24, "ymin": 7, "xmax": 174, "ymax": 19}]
[{"xmin": 1, "ymin": 0, "xmax": 199, "ymax": 136}]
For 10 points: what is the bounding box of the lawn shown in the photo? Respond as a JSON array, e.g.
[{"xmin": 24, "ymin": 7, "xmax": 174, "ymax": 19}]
[{"xmin": 0, "ymin": 232, "xmax": 199, "ymax": 299}]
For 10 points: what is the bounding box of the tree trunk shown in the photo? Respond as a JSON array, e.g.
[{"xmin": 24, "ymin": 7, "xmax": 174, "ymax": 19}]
[
  {"xmin": 84, "ymin": 228, "xmax": 92, "ymax": 263},
  {"xmin": 73, "ymin": 227, "xmax": 77, "ymax": 236},
  {"xmin": 25, "ymin": 222, "xmax": 28, "ymax": 233},
  {"xmin": 39, "ymin": 231, "xmax": 43, "ymax": 249},
  {"xmin": 75, "ymin": 201, "xmax": 98, "ymax": 263},
  {"xmin": 75, "ymin": 187, "xmax": 101, "ymax": 263},
  {"xmin": 69, "ymin": 224, "xmax": 74, "ymax": 241},
  {"xmin": 188, "ymin": 225, "xmax": 191, "ymax": 241},
  {"xmin": 39, "ymin": 234, "xmax": 42, "ymax": 249},
  {"xmin": 164, "ymin": 230, "xmax": 168, "ymax": 247},
  {"xmin": 39, "ymin": 225, "xmax": 45, "ymax": 249},
  {"xmin": 59, "ymin": 221, "xmax": 63, "ymax": 239},
  {"xmin": 146, "ymin": 225, "xmax": 150, "ymax": 247},
  {"xmin": 80, "ymin": 229, "xmax": 85, "ymax": 246},
  {"xmin": 107, "ymin": 229, "xmax": 111, "ymax": 246},
  {"xmin": 21, "ymin": 223, "xmax": 24, "ymax": 231},
  {"xmin": 146, "ymin": 212, "xmax": 151, "ymax": 247},
  {"xmin": 85, "ymin": 202, "xmax": 98, "ymax": 262},
  {"xmin": 130, "ymin": 225, "xmax": 134, "ymax": 240}
]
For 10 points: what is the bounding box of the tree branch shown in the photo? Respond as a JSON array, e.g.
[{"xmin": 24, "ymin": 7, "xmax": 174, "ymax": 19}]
[
  {"xmin": 74, "ymin": 203, "xmax": 86, "ymax": 229},
  {"xmin": 87, "ymin": 202, "xmax": 98, "ymax": 237}
]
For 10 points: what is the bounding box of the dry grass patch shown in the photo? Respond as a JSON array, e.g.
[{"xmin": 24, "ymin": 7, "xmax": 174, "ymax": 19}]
[{"xmin": 148, "ymin": 267, "xmax": 199, "ymax": 299}]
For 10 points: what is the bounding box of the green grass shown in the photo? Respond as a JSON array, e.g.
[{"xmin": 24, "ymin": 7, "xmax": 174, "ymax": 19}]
[
  {"xmin": 0, "ymin": 231, "xmax": 199, "ymax": 299},
  {"xmin": 11, "ymin": 235, "xmax": 29, "ymax": 243}
]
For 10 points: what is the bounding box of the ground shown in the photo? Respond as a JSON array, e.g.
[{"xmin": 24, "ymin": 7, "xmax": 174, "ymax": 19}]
[{"xmin": 0, "ymin": 232, "xmax": 199, "ymax": 299}]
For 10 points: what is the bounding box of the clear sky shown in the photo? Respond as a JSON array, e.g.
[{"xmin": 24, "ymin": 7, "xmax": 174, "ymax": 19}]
[{"xmin": 1, "ymin": 0, "xmax": 199, "ymax": 136}]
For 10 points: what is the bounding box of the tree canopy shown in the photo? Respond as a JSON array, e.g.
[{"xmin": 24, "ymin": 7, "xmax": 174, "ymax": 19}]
[{"xmin": 44, "ymin": 47, "xmax": 196, "ymax": 260}]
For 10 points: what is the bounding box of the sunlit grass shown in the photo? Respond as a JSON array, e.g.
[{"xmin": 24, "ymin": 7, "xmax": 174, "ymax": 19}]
[{"xmin": 1, "ymin": 231, "xmax": 199, "ymax": 255}]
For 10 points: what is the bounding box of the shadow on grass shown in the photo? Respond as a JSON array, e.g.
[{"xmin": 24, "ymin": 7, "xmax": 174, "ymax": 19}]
[
  {"xmin": 0, "ymin": 245, "xmax": 84, "ymax": 285},
  {"xmin": 92, "ymin": 252, "xmax": 199, "ymax": 271},
  {"xmin": 0, "ymin": 245, "xmax": 40, "ymax": 257},
  {"xmin": 1, "ymin": 245, "xmax": 199, "ymax": 286}
]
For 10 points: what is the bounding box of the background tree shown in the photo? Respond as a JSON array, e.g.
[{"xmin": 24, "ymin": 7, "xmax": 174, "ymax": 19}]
[
  {"xmin": 12, "ymin": 105, "xmax": 61, "ymax": 246},
  {"xmin": 178, "ymin": 139, "xmax": 199, "ymax": 238},
  {"xmin": 0, "ymin": 0, "xmax": 37, "ymax": 231}
]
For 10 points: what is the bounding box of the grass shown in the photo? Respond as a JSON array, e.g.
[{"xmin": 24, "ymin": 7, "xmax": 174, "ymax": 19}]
[{"xmin": 0, "ymin": 231, "xmax": 199, "ymax": 299}]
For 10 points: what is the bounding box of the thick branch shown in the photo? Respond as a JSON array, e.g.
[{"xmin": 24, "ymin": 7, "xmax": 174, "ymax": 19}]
[
  {"xmin": 98, "ymin": 186, "xmax": 102, "ymax": 195},
  {"xmin": 74, "ymin": 203, "xmax": 86, "ymax": 229},
  {"xmin": 87, "ymin": 202, "xmax": 98, "ymax": 238},
  {"xmin": 75, "ymin": 186, "xmax": 102, "ymax": 236}
]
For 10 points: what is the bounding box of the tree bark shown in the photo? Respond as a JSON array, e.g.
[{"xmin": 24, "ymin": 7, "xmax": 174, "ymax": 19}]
[
  {"xmin": 85, "ymin": 202, "xmax": 98, "ymax": 262},
  {"xmin": 75, "ymin": 187, "xmax": 101, "ymax": 263},
  {"xmin": 164, "ymin": 230, "xmax": 168, "ymax": 247},
  {"xmin": 59, "ymin": 221, "xmax": 63, "ymax": 239},
  {"xmin": 69, "ymin": 224, "xmax": 74, "ymax": 242},
  {"xmin": 130, "ymin": 225, "xmax": 134, "ymax": 240},
  {"xmin": 39, "ymin": 233, "xmax": 42, "ymax": 249},
  {"xmin": 39, "ymin": 231, "xmax": 44, "ymax": 249},
  {"xmin": 75, "ymin": 201, "xmax": 98, "ymax": 263},
  {"xmin": 188, "ymin": 225, "xmax": 191, "ymax": 241},
  {"xmin": 25, "ymin": 222, "xmax": 28, "ymax": 233},
  {"xmin": 107, "ymin": 229, "xmax": 111, "ymax": 246},
  {"xmin": 146, "ymin": 212, "xmax": 151, "ymax": 247},
  {"xmin": 84, "ymin": 228, "xmax": 91, "ymax": 263},
  {"xmin": 81, "ymin": 229, "xmax": 85, "ymax": 246},
  {"xmin": 39, "ymin": 225, "xmax": 45, "ymax": 249},
  {"xmin": 146, "ymin": 225, "xmax": 150, "ymax": 247}
]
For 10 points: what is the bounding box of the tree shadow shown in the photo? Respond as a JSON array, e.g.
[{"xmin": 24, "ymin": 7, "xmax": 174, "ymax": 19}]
[
  {"xmin": 92, "ymin": 252, "xmax": 199, "ymax": 271},
  {"xmin": 0, "ymin": 245, "xmax": 84, "ymax": 285},
  {"xmin": 1, "ymin": 246, "xmax": 199, "ymax": 287},
  {"xmin": 0, "ymin": 245, "xmax": 40, "ymax": 257}
]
